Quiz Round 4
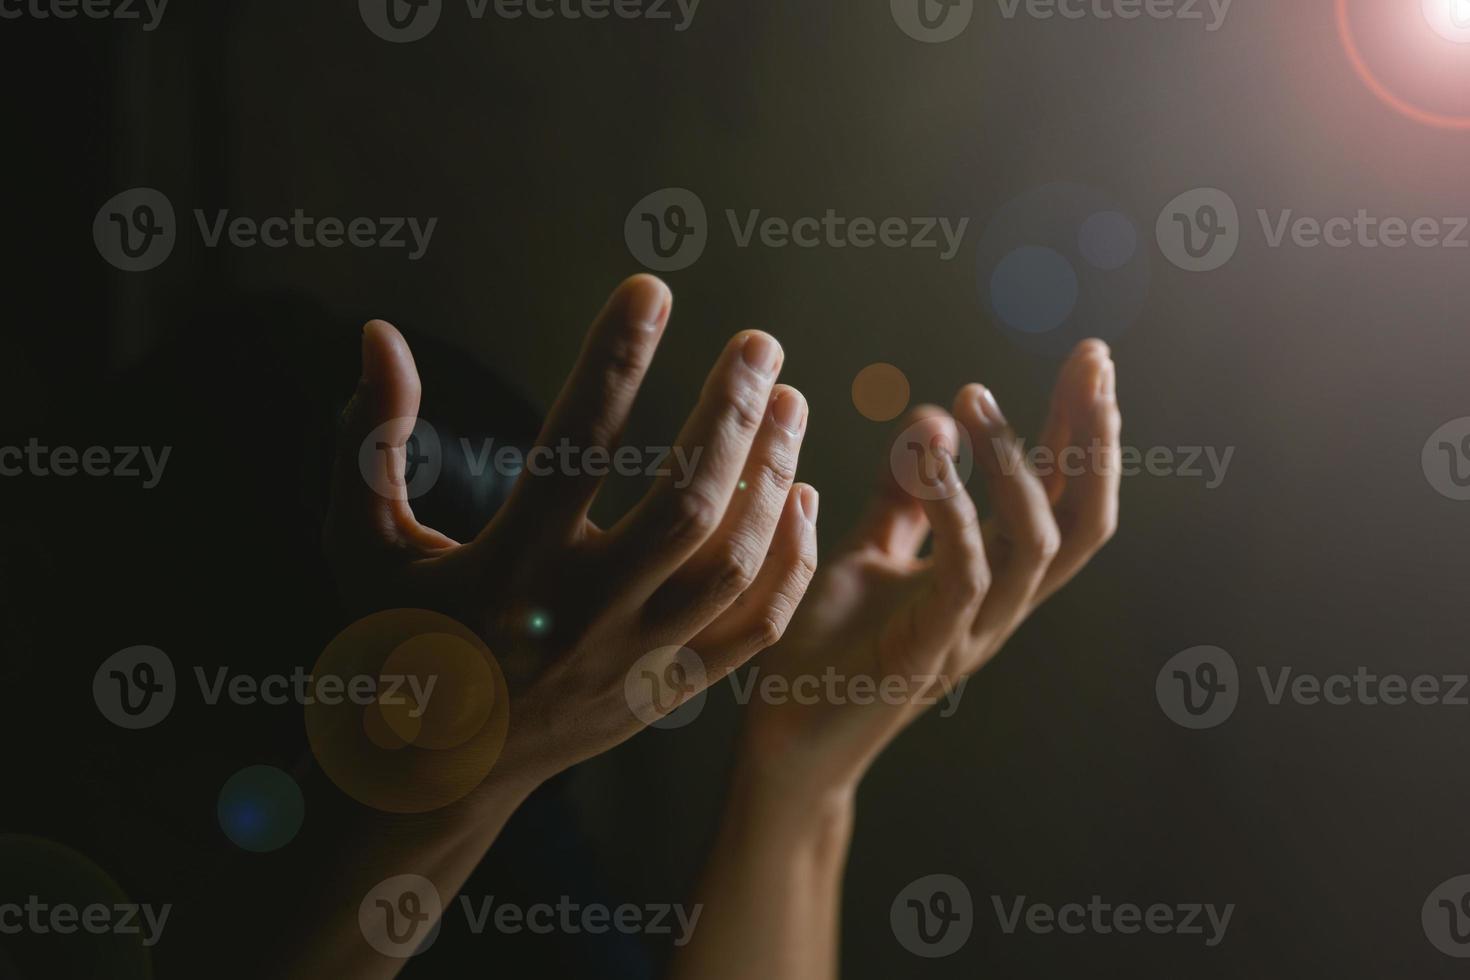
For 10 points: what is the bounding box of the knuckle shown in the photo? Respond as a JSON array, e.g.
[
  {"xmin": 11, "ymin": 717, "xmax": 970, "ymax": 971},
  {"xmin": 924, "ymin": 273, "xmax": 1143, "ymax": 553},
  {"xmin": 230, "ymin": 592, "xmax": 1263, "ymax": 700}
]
[
  {"xmin": 663, "ymin": 488, "xmax": 724, "ymax": 545},
  {"xmin": 1084, "ymin": 511, "xmax": 1119, "ymax": 546},
  {"xmin": 709, "ymin": 540, "xmax": 763, "ymax": 599},
  {"xmin": 1015, "ymin": 522, "xmax": 1063, "ymax": 564},
  {"xmin": 751, "ymin": 447, "xmax": 798, "ymax": 492},
  {"xmin": 754, "ymin": 615, "xmax": 785, "ymax": 649},
  {"xmin": 717, "ymin": 377, "xmax": 769, "ymax": 434},
  {"xmin": 598, "ymin": 328, "xmax": 651, "ymax": 382},
  {"xmin": 946, "ymin": 561, "xmax": 990, "ymax": 607},
  {"xmin": 793, "ymin": 548, "xmax": 819, "ymax": 588}
]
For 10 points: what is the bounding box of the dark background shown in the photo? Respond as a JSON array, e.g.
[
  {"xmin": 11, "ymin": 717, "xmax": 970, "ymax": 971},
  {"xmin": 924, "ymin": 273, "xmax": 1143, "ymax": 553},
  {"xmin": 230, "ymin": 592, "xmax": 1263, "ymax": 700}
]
[{"xmin": 6, "ymin": 1, "xmax": 1470, "ymax": 977}]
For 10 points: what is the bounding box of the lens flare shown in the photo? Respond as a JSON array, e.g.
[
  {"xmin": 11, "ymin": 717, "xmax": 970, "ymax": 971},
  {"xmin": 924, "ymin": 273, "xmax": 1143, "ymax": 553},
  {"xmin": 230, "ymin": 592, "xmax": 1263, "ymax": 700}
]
[{"xmin": 1338, "ymin": 0, "xmax": 1470, "ymax": 129}]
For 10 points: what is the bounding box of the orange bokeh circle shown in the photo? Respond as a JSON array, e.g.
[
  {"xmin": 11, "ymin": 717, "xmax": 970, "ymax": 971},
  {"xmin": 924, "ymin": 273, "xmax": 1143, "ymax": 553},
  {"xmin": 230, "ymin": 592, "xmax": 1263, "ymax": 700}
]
[{"xmin": 305, "ymin": 609, "xmax": 509, "ymax": 814}]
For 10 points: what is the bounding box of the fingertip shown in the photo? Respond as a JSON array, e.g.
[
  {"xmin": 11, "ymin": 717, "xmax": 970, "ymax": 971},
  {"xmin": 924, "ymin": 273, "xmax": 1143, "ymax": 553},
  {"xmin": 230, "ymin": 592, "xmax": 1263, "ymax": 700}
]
[
  {"xmin": 616, "ymin": 273, "xmax": 672, "ymax": 330},
  {"xmin": 769, "ymin": 384, "xmax": 808, "ymax": 435},
  {"xmin": 358, "ymin": 319, "xmax": 420, "ymax": 410},
  {"xmin": 904, "ymin": 408, "xmax": 960, "ymax": 454},
  {"xmin": 360, "ymin": 319, "xmax": 397, "ymax": 385},
  {"xmin": 796, "ymin": 482, "xmax": 820, "ymax": 525},
  {"xmin": 732, "ymin": 330, "xmax": 784, "ymax": 375}
]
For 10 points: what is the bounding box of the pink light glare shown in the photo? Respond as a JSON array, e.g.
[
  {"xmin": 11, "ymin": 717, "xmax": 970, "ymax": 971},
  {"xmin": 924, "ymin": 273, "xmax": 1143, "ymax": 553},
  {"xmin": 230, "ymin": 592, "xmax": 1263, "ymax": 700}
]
[
  {"xmin": 1338, "ymin": 0, "xmax": 1470, "ymax": 129},
  {"xmin": 1423, "ymin": 0, "xmax": 1470, "ymax": 41}
]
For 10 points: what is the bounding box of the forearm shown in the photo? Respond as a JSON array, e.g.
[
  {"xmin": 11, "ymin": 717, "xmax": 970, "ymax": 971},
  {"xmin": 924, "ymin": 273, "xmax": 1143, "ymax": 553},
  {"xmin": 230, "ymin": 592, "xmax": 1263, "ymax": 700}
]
[
  {"xmin": 669, "ymin": 759, "xmax": 856, "ymax": 980},
  {"xmin": 229, "ymin": 762, "xmax": 540, "ymax": 980}
]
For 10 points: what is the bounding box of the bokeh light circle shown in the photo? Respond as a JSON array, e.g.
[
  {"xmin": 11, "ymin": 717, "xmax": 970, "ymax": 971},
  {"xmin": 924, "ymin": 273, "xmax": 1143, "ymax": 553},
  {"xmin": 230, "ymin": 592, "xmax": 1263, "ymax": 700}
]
[
  {"xmin": 1078, "ymin": 211, "xmax": 1139, "ymax": 271},
  {"xmin": 0, "ymin": 836, "xmax": 153, "ymax": 979},
  {"xmin": 305, "ymin": 609, "xmax": 510, "ymax": 814},
  {"xmin": 989, "ymin": 246, "xmax": 1079, "ymax": 334},
  {"xmin": 217, "ymin": 765, "xmax": 305, "ymax": 852},
  {"xmin": 977, "ymin": 183, "xmax": 1150, "ymax": 356},
  {"xmin": 851, "ymin": 363, "xmax": 912, "ymax": 421}
]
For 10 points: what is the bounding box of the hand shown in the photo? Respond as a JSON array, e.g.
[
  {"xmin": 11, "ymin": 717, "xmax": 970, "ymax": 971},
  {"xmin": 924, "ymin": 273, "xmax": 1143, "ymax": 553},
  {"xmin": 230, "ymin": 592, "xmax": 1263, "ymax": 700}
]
[
  {"xmin": 324, "ymin": 275, "xmax": 819, "ymax": 791},
  {"xmin": 738, "ymin": 341, "xmax": 1119, "ymax": 799}
]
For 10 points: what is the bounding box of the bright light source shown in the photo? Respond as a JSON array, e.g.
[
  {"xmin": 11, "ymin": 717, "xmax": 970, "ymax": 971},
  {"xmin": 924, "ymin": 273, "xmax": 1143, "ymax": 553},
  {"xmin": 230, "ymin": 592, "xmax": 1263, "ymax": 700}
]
[{"xmin": 1423, "ymin": 0, "xmax": 1470, "ymax": 42}]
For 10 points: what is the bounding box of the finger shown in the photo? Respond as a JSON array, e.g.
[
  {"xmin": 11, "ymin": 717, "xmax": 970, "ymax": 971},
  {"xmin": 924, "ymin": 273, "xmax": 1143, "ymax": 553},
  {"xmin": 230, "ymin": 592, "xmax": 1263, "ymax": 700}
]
[
  {"xmin": 1037, "ymin": 352, "xmax": 1120, "ymax": 603},
  {"xmin": 848, "ymin": 405, "xmax": 949, "ymax": 559},
  {"xmin": 878, "ymin": 415, "xmax": 988, "ymax": 673},
  {"xmin": 642, "ymin": 386, "xmax": 807, "ymax": 640},
  {"xmin": 604, "ymin": 330, "xmax": 785, "ymax": 600},
  {"xmin": 687, "ymin": 483, "xmax": 819, "ymax": 680},
  {"xmin": 327, "ymin": 320, "xmax": 454, "ymax": 552},
  {"xmin": 954, "ymin": 384, "xmax": 1059, "ymax": 638},
  {"xmin": 1039, "ymin": 339, "xmax": 1110, "ymax": 504},
  {"xmin": 497, "ymin": 274, "xmax": 671, "ymax": 533}
]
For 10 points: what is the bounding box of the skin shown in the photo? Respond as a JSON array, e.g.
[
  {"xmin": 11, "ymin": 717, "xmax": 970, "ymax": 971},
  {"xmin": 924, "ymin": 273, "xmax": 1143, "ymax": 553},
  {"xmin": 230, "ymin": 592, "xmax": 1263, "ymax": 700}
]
[
  {"xmin": 284, "ymin": 274, "xmax": 819, "ymax": 979},
  {"xmin": 270, "ymin": 272, "xmax": 1115, "ymax": 978},
  {"xmin": 670, "ymin": 339, "xmax": 1120, "ymax": 980}
]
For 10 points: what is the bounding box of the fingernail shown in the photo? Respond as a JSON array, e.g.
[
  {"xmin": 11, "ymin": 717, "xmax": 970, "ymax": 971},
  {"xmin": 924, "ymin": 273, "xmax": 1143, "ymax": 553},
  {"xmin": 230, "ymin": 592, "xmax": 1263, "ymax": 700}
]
[
  {"xmin": 1096, "ymin": 360, "xmax": 1116, "ymax": 403},
  {"xmin": 742, "ymin": 333, "xmax": 782, "ymax": 375},
  {"xmin": 974, "ymin": 386, "xmax": 1006, "ymax": 428},
  {"xmin": 771, "ymin": 389, "xmax": 807, "ymax": 434},
  {"xmin": 631, "ymin": 280, "xmax": 670, "ymax": 331},
  {"xmin": 798, "ymin": 485, "xmax": 820, "ymax": 524}
]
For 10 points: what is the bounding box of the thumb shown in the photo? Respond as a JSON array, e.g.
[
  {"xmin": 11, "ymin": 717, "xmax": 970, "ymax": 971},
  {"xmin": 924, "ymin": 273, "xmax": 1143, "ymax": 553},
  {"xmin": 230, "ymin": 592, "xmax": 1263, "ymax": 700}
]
[{"xmin": 328, "ymin": 320, "xmax": 450, "ymax": 550}]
